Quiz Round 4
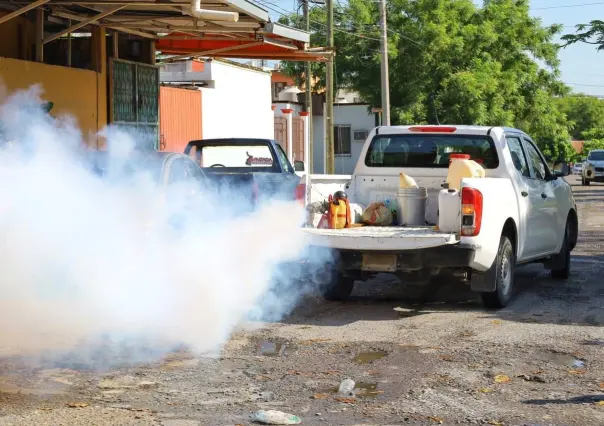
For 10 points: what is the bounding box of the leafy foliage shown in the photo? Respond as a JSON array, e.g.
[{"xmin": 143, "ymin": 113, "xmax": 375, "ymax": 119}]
[
  {"xmin": 562, "ymin": 20, "xmax": 604, "ymax": 51},
  {"xmin": 554, "ymin": 96, "xmax": 604, "ymax": 140},
  {"xmin": 279, "ymin": 0, "xmax": 575, "ymax": 159}
]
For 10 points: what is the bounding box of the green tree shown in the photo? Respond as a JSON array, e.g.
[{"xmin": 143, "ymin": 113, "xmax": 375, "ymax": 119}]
[
  {"xmin": 562, "ymin": 20, "xmax": 604, "ymax": 51},
  {"xmin": 279, "ymin": 0, "xmax": 573, "ymax": 159},
  {"xmin": 554, "ymin": 96, "xmax": 604, "ymax": 140}
]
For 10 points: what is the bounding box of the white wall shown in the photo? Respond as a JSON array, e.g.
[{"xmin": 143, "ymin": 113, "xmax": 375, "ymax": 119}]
[
  {"xmin": 200, "ymin": 61, "xmax": 273, "ymax": 139},
  {"xmin": 312, "ymin": 104, "xmax": 376, "ymax": 175}
]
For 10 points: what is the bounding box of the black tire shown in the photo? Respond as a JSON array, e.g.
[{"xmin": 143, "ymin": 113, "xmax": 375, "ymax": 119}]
[
  {"xmin": 582, "ymin": 175, "xmax": 591, "ymax": 186},
  {"xmin": 481, "ymin": 235, "xmax": 515, "ymax": 309},
  {"xmin": 320, "ymin": 274, "xmax": 354, "ymax": 301},
  {"xmin": 551, "ymin": 220, "xmax": 571, "ymax": 280}
]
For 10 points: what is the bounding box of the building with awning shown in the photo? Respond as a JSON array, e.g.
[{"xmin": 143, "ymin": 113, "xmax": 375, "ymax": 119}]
[{"xmin": 0, "ymin": 0, "xmax": 329, "ymax": 149}]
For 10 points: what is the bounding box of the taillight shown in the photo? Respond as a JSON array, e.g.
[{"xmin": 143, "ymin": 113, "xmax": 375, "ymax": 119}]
[
  {"xmin": 295, "ymin": 183, "xmax": 306, "ymax": 205},
  {"xmin": 460, "ymin": 187, "xmax": 483, "ymax": 236}
]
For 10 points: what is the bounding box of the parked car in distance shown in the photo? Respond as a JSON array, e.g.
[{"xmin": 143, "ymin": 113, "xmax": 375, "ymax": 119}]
[
  {"xmin": 304, "ymin": 125, "xmax": 578, "ymax": 309},
  {"xmin": 572, "ymin": 162, "xmax": 583, "ymax": 175},
  {"xmin": 581, "ymin": 149, "xmax": 604, "ymax": 185}
]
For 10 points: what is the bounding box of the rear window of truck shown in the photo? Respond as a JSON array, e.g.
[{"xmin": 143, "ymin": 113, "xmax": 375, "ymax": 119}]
[
  {"xmin": 195, "ymin": 144, "xmax": 275, "ymax": 169},
  {"xmin": 365, "ymin": 134, "xmax": 499, "ymax": 168}
]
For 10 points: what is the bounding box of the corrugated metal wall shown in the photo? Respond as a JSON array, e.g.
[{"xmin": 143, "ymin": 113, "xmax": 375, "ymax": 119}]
[{"xmin": 159, "ymin": 86, "xmax": 202, "ymax": 153}]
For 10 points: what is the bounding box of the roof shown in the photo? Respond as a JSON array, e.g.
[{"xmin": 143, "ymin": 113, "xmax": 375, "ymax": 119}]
[
  {"xmin": 157, "ymin": 22, "xmax": 331, "ymax": 62},
  {"xmin": 376, "ymin": 125, "xmax": 508, "ymax": 136},
  {"xmin": 0, "ymin": 0, "xmax": 330, "ymax": 62}
]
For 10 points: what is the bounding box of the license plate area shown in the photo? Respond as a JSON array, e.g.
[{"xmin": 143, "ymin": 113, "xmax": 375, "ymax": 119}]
[{"xmin": 361, "ymin": 253, "xmax": 398, "ymax": 272}]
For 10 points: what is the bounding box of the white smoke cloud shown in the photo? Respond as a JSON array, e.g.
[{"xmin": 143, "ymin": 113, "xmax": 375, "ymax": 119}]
[{"xmin": 0, "ymin": 85, "xmax": 322, "ymax": 365}]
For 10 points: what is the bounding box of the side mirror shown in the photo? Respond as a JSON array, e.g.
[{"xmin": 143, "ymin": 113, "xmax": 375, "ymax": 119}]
[
  {"xmin": 553, "ymin": 161, "xmax": 571, "ymax": 177},
  {"xmin": 294, "ymin": 160, "xmax": 305, "ymax": 172}
]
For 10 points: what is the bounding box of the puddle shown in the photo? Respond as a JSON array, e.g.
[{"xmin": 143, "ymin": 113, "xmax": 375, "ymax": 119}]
[
  {"xmin": 352, "ymin": 351, "xmax": 388, "ymax": 364},
  {"xmin": 354, "ymin": 382, "xmax": 381, "ymax": 398},
  {"xmin": 542, "ymin": 352, "xmax": 586, "ymax": 368},
  {"xmin": 259, "ymin": 342, "xmax": 285, "ymax": 357}
]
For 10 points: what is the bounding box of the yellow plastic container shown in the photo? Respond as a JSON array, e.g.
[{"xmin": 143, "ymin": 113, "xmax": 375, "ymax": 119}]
[{"xmin": 446, "ymin": 154, "xmax": 485, "ymax": 191}]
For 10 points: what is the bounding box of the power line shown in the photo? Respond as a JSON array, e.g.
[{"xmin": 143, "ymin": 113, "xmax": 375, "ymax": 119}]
[
  {"xmin": 565, "ymin": 82, "xmax": 604, "ymax": 88},
  {"xmin": 531, "ymin": 1, "xmax": 604, "ymax": 10}
]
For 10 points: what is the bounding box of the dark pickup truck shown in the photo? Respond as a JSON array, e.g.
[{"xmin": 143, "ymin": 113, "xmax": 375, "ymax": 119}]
[{"xmin": 184, "ymin": 138, "xmax": 305, "ymax": 206}]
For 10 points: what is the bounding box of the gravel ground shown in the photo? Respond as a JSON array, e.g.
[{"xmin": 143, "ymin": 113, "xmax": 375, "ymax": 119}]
[{"xmin": 1, "ymin": 176, "xmax": 604, "ymax": 426}]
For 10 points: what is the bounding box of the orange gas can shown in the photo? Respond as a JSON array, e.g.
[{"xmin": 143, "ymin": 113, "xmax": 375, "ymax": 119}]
[{"xmin": 328, "ymin": 191, "xmax": 351, "ymax": 229}]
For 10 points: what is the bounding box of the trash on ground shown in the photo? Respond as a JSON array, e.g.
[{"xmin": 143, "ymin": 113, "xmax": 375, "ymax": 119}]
[
  {"xmin": 517, "ymin": 374, "xmax": 546, "ymax": 383},
  {"xmin": 334, "ymin": 397, "xmax": 356, "ymax": 404},
  {"xmin": 427, "ymin": 416, "xmax": 444, "ymax": 424},
  {"xmin": 66, "ymin": 402, "xmax": 89, "ymax": 408},
  {"xmin": 494, "ymin": 375, "xmax": 510, "ymax": 383},
  {"xmin": 312, "ymin": 393, "xmax": 329, "ymax": 399},
  {"xmin": 338, "ymin": 378, "xmax": 355, "ymax": 396},
  {"xmin": 479, "ymin": 387, "xmax": 493, "ymax": 393},
  {"xmin": 252, "ymin": 410, "xmax": 302, "ymax": 425}
]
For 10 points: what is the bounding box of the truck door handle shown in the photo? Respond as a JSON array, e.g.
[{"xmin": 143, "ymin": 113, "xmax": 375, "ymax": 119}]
[
  {"xmin": 541, "ymin": 193, "xmax": 547, "ymax": 199},
  {"xmin": 521, "ymin": 191, "xmax": 528, "ymax": 197}
]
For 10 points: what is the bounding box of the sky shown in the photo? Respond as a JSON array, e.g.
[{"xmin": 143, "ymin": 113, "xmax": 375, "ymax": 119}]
[{"xmin": 260, "ymin": 0, "xmax": 604, "ymax": 97}]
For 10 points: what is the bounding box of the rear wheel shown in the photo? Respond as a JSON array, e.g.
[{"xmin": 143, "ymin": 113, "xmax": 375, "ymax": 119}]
[
  {"xmin": 481, "ymin": 235, "xmax": 515, "ymax": 309},
  {"xmin": 551, "ymin": 220, "xmax": 571, "ymax": 280},
  {"xmin": 582, "ymin": 174, "xmax": 591, "ymax": 186},
  {"xmin": 320, "ymin": 274, "xmax": 355, "ymax": 301},
  {"xmin": 317, "ymin": 256, "xmax": 355, "ymax": 301}
]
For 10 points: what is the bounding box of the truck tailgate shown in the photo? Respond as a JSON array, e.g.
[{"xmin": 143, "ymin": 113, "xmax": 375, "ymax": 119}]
[{"xmin": 303, "ymin": 226, "xmax": 459, "ymax": 251}]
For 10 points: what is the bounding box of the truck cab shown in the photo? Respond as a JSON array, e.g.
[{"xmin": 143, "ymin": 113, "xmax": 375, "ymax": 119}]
[{"xmin": 304, "ymin": 125, "xmax": 578, "ymax": 309}]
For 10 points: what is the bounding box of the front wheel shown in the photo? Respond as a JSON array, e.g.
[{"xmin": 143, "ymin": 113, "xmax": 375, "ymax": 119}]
[{"xmin": 481, "ymin": 235, "xmax": 516, "ymax": 309}]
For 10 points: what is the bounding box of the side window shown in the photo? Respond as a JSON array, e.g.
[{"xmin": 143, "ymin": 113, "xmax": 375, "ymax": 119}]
[
  {"xmin": 524, "ymin": 141, "xmax": 547, "ymax": 180},
  {"xmin": 275, "ymin": 144, "xmax": 294, "ymax": 173},
  {"xmin": 168, "ymin": 158, "xmax": 189, "ymax": 184},
  {"xmin": 183, "ymin": 158, "xmax": 205, "ymax": 182},
  {"xmin": 505, "ymin": 136, "xmax": 530, "ymax": 178}
]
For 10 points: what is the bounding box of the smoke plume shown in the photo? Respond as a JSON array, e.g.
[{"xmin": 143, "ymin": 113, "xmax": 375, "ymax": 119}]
[{"xmin": 0, "ymin": 85, "xmax": 321, "ymax": 366}]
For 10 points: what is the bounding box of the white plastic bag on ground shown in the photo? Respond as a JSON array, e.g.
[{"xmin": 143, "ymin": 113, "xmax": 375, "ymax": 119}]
[{"xmin": 252, "ymin": 410, "xmax": 302, "ymax": 425}]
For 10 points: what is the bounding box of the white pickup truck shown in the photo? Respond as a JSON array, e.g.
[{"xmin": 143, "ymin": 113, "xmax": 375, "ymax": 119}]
[{"xmin": 305, "ymin": 125, "xmax": 578, "ymax": 309}]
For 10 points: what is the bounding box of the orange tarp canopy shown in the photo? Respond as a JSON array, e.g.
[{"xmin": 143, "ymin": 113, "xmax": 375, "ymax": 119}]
[{"xmin": 156, "ymin": 33, "xmax": 330, "ymax": 62}]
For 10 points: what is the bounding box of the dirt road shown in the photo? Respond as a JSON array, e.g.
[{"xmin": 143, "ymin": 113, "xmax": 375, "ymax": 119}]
[{"xmin": 1, "ymin": 177, "xmax": 604, "ymax": 426}]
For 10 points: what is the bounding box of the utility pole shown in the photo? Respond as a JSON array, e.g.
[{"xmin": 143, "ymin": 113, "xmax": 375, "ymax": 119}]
[
  {"xmin": 303, "ymin": 0, "xmax": 313, "ymax": 174},
  {"xmin": 378, "ymin": 0, "xmax": 391, "ymax": 126},
  {"xmin": 325, "ymin": 0, "xmax": 335, "ymax": 174}
]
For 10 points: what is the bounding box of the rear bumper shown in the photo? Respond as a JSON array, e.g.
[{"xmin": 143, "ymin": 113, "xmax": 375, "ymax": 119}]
[{"xmin": 329, "ymin": 244, "xmax": 475, "ymax": 273}]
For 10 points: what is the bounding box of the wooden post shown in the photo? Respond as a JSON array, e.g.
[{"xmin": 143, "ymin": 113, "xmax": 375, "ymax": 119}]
[
  {"xmin": 35, "ymin": 8, "xmax": 44, "ymax": 62},
  {"xmin": 67, "ymin": 19, "xmax": 72, "ymax": 66},
  {"xmin": 112, "ymin": 30, "xmax": 119, "ymax": 58}
]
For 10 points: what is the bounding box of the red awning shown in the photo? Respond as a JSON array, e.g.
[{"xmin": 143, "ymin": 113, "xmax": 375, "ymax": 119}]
[{"xmin": 156, "ymin": 33, "xmax": 331, "ymax": 62}]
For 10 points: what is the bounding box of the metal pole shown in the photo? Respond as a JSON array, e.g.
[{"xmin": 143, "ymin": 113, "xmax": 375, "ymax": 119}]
[
  {"xmin": 303, "ymin": 0, "xmax": 313, "ymax": 174},
  {"xmin": 325, "ymin": 0, "xmax": 334, "ymax": 174},
  {"xmin": 378, "ymin": 0, "xmax": 391, "ymax": 126}
]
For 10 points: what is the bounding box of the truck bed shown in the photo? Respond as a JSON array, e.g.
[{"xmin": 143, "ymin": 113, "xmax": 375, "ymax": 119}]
[{"xmin": 303, "ymin": 226, "xmax": 459, "ymax": 251}]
